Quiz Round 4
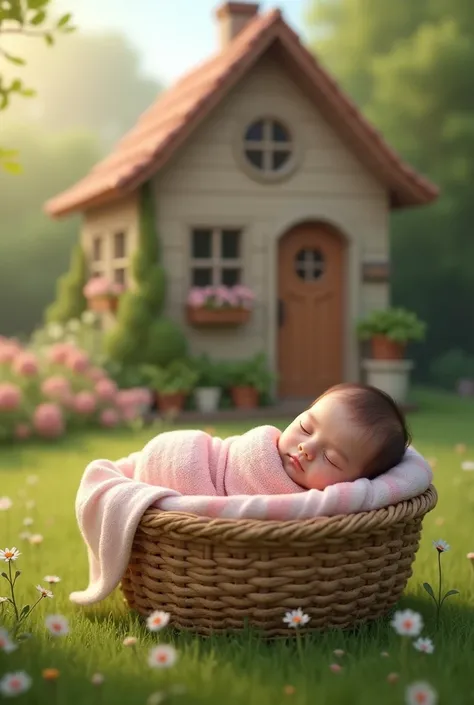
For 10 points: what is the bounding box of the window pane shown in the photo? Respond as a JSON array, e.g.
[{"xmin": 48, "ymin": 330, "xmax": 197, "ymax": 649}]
[
  {"xmin": 192, "ymin": 268, "xmax": 212, "ymax": 286},
  {"xmin": 245, "ymin": 149, "xmax": 264, "ymax": 169},
  {"xmin": 192, "ymin": 229, "xmax": 212, "ymax": 258},
  {"xmin": 221, "ymin": 268, "xmax": 240, "ymax": 286},
  {"xmin": 114, "ymin": 268, "xmax": 126, "ymax": 285},
  {"xmin": 272, "ymin": 121, "xmax": 290, "ymax": 142},
  {"xmin": 245, "ymin": 120, "xmax": 264, "ymax": 141},
  {"xmin": 92, "ymin": 236, "xmax": 102, "ymax": 262},
  {"xmin": 272, "ymin": 150, "xmax": 291, "ymax": 170},
  {"xmin": 221, "ymin": 230, "xmax": 241, "ymax": 259},
  {"xmin": 114, "ymin": 231, "xmax": 126, "ymax": 259}
]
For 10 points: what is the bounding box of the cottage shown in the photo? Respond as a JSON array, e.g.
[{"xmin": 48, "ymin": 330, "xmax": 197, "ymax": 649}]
[{"xmin": 45, "ymin": 1, "xmax": 438, "ymax": 401}]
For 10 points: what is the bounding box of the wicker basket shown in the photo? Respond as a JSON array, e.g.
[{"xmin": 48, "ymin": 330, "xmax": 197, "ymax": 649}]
[{"xmin": 121, "ymin": 485, "xmax": 437, "ymax": 638}]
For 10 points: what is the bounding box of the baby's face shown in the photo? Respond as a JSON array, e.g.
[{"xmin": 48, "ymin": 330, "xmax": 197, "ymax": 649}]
[{"xmin": 278, "ymin": 392, "xmax": 376, "ymax": 490}]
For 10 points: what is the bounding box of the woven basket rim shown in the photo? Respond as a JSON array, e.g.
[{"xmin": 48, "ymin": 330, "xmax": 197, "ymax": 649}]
[{"xmin": 137, "ymin": 484, "xmax": 437, "ymax": 542}]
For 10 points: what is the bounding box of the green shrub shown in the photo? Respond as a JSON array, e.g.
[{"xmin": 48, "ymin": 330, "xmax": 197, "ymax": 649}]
[
  {"xmin": 430, "ymin": 349, "xmax": 474, "ymax": 390},
  {"xmin": 44, "ymin": 243, "xmax": 87, "ymax": 324}
]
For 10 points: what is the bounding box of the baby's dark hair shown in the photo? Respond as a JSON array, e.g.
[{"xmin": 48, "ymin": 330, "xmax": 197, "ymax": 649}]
[{"xmin": 310, "ymin": 382, "xmax": 412, "ymax": 478}]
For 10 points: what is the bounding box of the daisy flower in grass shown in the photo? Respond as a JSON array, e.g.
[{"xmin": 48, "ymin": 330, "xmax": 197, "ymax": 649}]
[
  {"xmin": 0, "ymin": 547, "xmax": 20, "ymax": 562},
  {"xmin": 45, "ymin": 614, "xmax": 69, "ymax": 636},
  {"xmin": 36, "ymin": 585, "xmax": 54, "ymax": 599},
  {"xmin": 387, "ymin": 673, "xmax": 399, "ymax": 684},
  {"xmin": 44, "ymin": 575, "xmax": 61, "ymax": 584},
  {"xmin": 123, "ymin": 636, "xmax": 138, "ymax": 647},
  {"xmin": 148, "ymin": 645, "xmax": 178, "ymax": 669},
  {"xmin": 29, "ymin": 534, "xmax": 44, "ymax": 545},
  {"xmin": 0, "ymin": 671, "xmax": 31, "ymax": 696},
  {"xmin": 147, "ymin": 693, "xmax": 166, "ymax": 705},
  {"xmin": 461, "ymin": 461, "xmax": 474, "ymax": 471},
  {"xmin": 91, "ymin": 673, "xmax": 105, "ymax": 686},
  {"xmin": 413, "ymin": 637, "xmax": 434, "ymax": 654},
  {"xmin": 0, "ymin": 597, "xmax": 8, "ymax": 604},
  {"xmin": 42, "ymin": 669, "xmax": 60, "ymax": 681},
  {"xmin": 329, "ymin": 663, "xmax": 342, "ymax": 673},
  {"xmin": 0, "ymin": 497, "xmax": 13, "ymax": 510},
  {"xmin": 23, "ymin": 517, "xmax": 33, "ymax": 527},
  {"xmin": 0, "ymin": 628, "xmax": 17, "ymax": 653},
  {"xmin": 283, "ymin": 608, "xmax": 310, "ymax": 628},
  {"xmin": 432, "ymin": 539, "xmax": 450, "ymax": 553},
  {"xmin": 405, "ymin": 681, "xmax": 438, "ymax": 705},
  {"xmin": 146, "ymin": 610, "xmax": 170, "ymax": 631},
  {"xmin": 390, "ymin": 609, "xmax": 423, "ymax": 637}
]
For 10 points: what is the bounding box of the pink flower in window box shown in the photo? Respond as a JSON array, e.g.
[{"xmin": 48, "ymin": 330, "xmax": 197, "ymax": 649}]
[{"xmin": 83, "ymin": 277, "xmax": 124, "ymax": 313}]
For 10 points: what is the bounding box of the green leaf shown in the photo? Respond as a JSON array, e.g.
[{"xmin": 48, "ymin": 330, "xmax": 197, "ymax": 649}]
[
  {"xmin": 27, "ymin": 0, "xmax": 49, "ymax": 8},
  {"xmin": 62, "ymin": 25, "xmax": 76, "ymax": 33},
  {"xmin": 19, "ymin": 88, "xmax": 36, "ymax": 98},
  {"xmin": 31, "ymin": 9, "xmax": 46, "ymax": 25},
  {"xmin": 19, "ymin": 604, "xmax": 30, "ymax": 618},
  {"xmin": 11, "ymin": 79, "xmax": 23, "ymax": 91},
  {"xmin": 3, "ymin": 53, "xmax": 26, "ymax": 66},
  {"xmin": 44, "ymin": 32, "xmax": 54, "ymax": 46},
  {"xmin": 422, "ymin": 582, "xmax": 436, "ymax": 600},
  {"xmin": 443, "ymin": 589, "xmax": 460, "ymax": 599},
  {"xmin": 57, "ymin": 12, "xmax": 71, "ymax": 27}
]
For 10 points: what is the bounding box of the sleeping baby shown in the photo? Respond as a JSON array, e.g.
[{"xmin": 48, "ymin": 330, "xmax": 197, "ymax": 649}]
[{"xmin": 133, "ymin": 382, "xmax": 412, "ymax": 495}]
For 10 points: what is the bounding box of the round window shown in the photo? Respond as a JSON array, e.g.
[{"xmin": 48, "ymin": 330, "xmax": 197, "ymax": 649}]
[
  {"xmin": 294, "ymin": 249, "xmax": 325, "ymax": 281},
  {"xmin": 243, "ymin": 118, "xmax": 292, "ymax": 174}
]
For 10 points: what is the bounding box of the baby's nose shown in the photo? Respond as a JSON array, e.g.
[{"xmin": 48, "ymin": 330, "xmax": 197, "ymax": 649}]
[{"xmin": 298, "ymin": 443, "xmax": 313, "ymax": 460}]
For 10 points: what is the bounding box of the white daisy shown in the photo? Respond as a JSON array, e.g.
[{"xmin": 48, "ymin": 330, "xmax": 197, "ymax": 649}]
[
  {"xmin": 390, "ymin": 609, "xmax": 423, "ymax": 637},
  {"xmin": 0, "ymin": 497, "xmax": 13, "ymax": 511},
  {"xmin": 91, "ymin": 673, "xmax": 104, "ymax": 686},
  {"xmin": 413, "ymin": 637, "xmax": 434, "ymax": 654},
  {"xmin": 36, "ymin": 585, "xmax": 54, "ymax": 599},
  {"xmin": 43, "ymin": 575, "xmax": 61, "ymax": 584},
  {"xmin": 405, "ymin": 681, "xmax": 438, "ymax": 705},
  {"xmin": 0, "ymin": 547, "xmax": 21, "ymax": 562},
  {"xmin": 146, "ymin": 610, "xmax": 170, "ymax": 632},
  {"xmin": 282, "ymin": 607, "xmax": 311, "ymax": 628},
  {"xmin": 0, "ymin": 671, "xmax": 31, "ymax": 696},
  {"xmin": 147, "ymin": 645, "xmax": 178, "ymax": 669},
  {"xmin": 0, "ymin": 628, "xmax": 17, "ymax": 653},
  {"xmin": 45, "ymin": 614, "xmax": 69, "ymax": 636}
]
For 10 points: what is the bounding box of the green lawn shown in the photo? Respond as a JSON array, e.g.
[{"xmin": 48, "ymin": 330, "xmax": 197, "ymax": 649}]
[{"xmin": 0, "ymin": 387, "xmax": 473, "ymax": 704}]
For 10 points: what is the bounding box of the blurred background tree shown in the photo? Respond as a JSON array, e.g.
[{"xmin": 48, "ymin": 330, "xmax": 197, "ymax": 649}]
[{"xmin": 305, "ymin": 0, "xmax": 474, "ymax": 381}]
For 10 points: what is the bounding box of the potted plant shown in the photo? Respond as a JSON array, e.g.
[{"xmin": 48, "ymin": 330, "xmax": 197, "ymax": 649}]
[
  {"xmin": 357, "ymin": 307, "xmax": 427, "ymax": 404},
  {"xmin": 356, "ymin": 307, "xmax": 426, "ymax": 359},
  {"xmin": 192, "ymin": 354, "xmax": 226, "ymax": 413},
  {"xmin": 226, "ymin": 353, "xmax": 275, "ymax": 409},
  {"xmin": 143, "ymin": 360, "xmax": 199, "ymax": 413},
  {"xmin": 83, "ymin": 277, "xmax": 124, "ymax": 314},
  {"xmin": 185, "ymin": 285, "xmax": 255, "ymax": 327}
]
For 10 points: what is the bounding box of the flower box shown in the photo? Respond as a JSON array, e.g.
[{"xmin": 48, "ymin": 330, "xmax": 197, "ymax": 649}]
[
  {"xmin": 186, "ymin": 305, "xmax": 250, "ymax": 327},
  {"xmin": 88, "ymin": 296, "xmax": 119, "ymax": 314}
]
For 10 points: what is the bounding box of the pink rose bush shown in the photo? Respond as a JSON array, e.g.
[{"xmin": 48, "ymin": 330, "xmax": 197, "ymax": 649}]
[
  {"xmin": 0, "ymin": 334, "xmax": 151, "ymax": 443},
  {"xmin": 187, "ymin": 285, "xmax": 255, "ymax": 310}
]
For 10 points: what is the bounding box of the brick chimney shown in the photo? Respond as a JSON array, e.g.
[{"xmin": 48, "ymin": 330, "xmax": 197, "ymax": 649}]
[{"xmin": 215, "ymin": 2, "xmax": 260, "ymax": 49}]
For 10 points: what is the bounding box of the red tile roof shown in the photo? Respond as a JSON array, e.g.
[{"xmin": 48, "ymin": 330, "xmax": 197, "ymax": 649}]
[{"xmin": 45, "ymin": 7, "xmax": 439, "ymax": 218}]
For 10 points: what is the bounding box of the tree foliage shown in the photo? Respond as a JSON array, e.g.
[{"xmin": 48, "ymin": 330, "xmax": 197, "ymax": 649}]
[{"xmin": 305, "ymin": 0, "xmax": 474, "ymax": 377}]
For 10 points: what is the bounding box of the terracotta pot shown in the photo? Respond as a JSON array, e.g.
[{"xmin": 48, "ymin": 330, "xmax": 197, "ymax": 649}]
[
  {"xmin": 231, "ymin": 385, "xmax": 259, "ymax": 409},
  {"xmin": 186, "ymin": 306, "xmax": 250, "ymax": 327},
  {"xmin": 156, "ymin": 392, "xmax": 186, "ymax": 413},
  {"xmin": 88, "ymin": 296, "xmax": 118, "ymax": 313},
  {"xmin": 371, "ymin": 335, "xmax": 405, "ymax": 360}
]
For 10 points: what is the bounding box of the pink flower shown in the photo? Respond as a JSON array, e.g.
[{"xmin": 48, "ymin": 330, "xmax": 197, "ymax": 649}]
[
  {"xmin": 14, "ymin": 424, "xmax": 31, "ymax": 440},
  {"xmin": 73, "ymin": 392, "xmax": 96, "ymax": 415},
  {"xmin": 0, "ymin": 383, "xmax": 22, "ymax": 412},
  {"xmin": 186, "ymin": 287, "xmax": 208, "ymax": 308},
  {"xmin": 65, "ymin": 351, "xmax": 89, "ymax": 374},
  {"xmin": 121, "ymin": 406, "xmax": 139, "ymax": 422},
  {"xmin": 95, "ymin": 378, "xmax": 118, "ymax": 402},
  {"xmin": 86, "ymin": 367, "xmax": 106, "ymax": 383},
  {"xmin": 33, "ymin": 403, "xmax": 65, "ymax": 439},
  {"xmin": 41, "ymin": 376, "xmax": 71, "ymax": 402},
  {"xmin": 0, "ymin": 344, "xmax": 18, "ymax": 365},
  {"xmin": 12, "ymin": 352, "xmax": 39, "ymax": 377},
  {"xmin": 83, "ymin": 277, "xmax": 123, "ymax": 299},
  {"xmin": 329, "ymin": 664, "xmax": 342, "ymax": 673},
  {"xmin": 47, "ymin": 343, "xmax": 73, "ymax": 365},
  {"xmin": 99, "ymin": 408, "xmax": 119, "ymax": 428}
]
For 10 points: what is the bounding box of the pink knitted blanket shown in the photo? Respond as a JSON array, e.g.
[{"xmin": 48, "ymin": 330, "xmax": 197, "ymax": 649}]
[{"xmin": 70, "ymin": 425, "xmax": 433, "ymax": 605}]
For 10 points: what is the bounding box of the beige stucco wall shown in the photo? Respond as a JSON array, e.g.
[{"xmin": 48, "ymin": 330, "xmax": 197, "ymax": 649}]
[{"xmin": 152, "ymin": 53, "xmax": 390, "ymax": 385}]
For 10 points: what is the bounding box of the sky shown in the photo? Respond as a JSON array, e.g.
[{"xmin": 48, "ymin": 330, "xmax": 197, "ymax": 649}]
[{"xmin": 55, "ymin": 0, "xmax": 310, "ymax": 85}]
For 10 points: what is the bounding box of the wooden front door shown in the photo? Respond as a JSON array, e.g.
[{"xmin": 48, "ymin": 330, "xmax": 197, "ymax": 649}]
[{"xmin": 277, "ymin": 222, "xmax": 345, "ymax": 399}]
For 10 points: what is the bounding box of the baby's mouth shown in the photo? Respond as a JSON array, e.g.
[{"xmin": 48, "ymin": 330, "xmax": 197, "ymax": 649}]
[{"xmin": 288, "ymin": 454, "xmax": 304, "ymax": 472}]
